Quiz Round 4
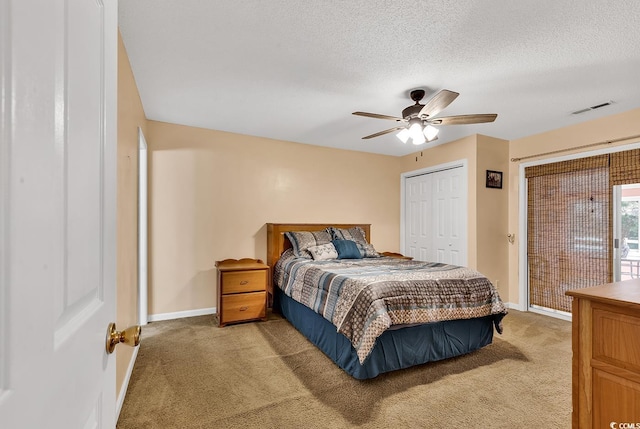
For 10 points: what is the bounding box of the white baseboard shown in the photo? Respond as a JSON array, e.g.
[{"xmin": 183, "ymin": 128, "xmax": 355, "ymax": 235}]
[
  {"xmin": 116, "ymin": 345, "xmax": 139, "ymax": 421},
  {"xmin": 504, "ymin": 302, "xmax": 572, "ymax": 321},
  {"xmin": 528, "ymin": 305, "xmax": 572, "ymax": 321},
  {"xmin": 148, "ymin": 307, "xmax": 216, "ymax": 322},
  {"xmin": 505, "ymin": 302, "xmax": 525, "ymax": 311}
]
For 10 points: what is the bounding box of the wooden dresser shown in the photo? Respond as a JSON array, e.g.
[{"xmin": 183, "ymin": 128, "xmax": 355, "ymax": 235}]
[
  {"xmin": 216, "ymin": 258, "xmax": 269, "ymax": 327},
  {"xmin": 566, "ymin": 280, "xmax": 640, "ymax": 428}
]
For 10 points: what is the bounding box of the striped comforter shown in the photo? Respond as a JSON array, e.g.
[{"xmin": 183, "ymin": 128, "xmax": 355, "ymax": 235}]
[{"xmin": 274, "ymin": 251, "xmax": 508, "ymax": 364}]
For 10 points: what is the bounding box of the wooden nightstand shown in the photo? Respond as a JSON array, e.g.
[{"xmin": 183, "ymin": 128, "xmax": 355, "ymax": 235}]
[
  {"xmin": 216, "ymin": 258, "xmax": 269, "ymax": 327},
  {"xmin": 380, "ymin": 251, "xmax": 413, "ymax": 260}
]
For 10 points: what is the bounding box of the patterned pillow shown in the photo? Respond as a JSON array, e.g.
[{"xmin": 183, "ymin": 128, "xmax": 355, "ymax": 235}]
[
  {"xmin": 327, "ymin": 226, "xmax": 368, "ymax": 244},
  {"xmin": 331, "ymin": 239, "xmax": 363, "ymax": 259},
  {"xmin": 307, "ymin": 243, "xmax": 338, "ymax": 261},
  {"xmin": 327, "ymin": 226, "xmax": 380, "ymax": 257},
  {"xmin": 285, "ymin": 230, "xmax": 332, "ymax": 258},
  {"xmin": 355, "ymin": 242, "xmax": 380, "ymax": 258}
]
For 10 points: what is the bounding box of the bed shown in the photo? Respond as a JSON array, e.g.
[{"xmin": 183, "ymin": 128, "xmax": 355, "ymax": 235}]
[{"xmin": 266, "ymin": 223, "xmax": 507, "ymax": 379}]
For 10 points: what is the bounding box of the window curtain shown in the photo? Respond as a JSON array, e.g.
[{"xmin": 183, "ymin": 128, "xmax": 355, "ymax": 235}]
[
  {"xmin": 610, "ymin": 148, "xmax": 640, "ymax": 186},
  {"xmin": 526, "ymin": 155, "xmax": 611, "ymax": 313}
]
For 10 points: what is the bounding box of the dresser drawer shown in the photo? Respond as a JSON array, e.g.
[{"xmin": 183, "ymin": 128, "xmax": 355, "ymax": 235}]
[
  {"xmin": 221, "ymin": 270, "xmax": 267, "ymax": 294},
  {"xmin": 221, "ymin": 291, "xmax": 266, "ymax": 324},
  {"xmin": 593, "ymin": 307, "xmax": 640, "ymax": 373}
]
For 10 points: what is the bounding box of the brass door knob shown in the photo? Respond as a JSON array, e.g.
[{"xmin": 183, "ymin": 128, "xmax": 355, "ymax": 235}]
[{"xmin": 106, "ymin": 322, "xmax": 141, "ymax": 354}]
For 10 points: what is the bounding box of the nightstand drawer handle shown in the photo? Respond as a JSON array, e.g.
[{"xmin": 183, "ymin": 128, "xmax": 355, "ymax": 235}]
[
  {"xmin": 239, "ymin": 306, "xmax": 249, "ymax": 311},
  {"xmin": 239, "ymin": 280, "xmax": 249, "ymax": 285}
]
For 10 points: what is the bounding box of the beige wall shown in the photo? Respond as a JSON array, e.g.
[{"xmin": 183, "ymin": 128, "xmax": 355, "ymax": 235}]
[
  {"xmin": 146, "ymin": 121, "xmax": 402, "ymax": 315},
  {"xmin": 398, "ymin": 134, "xmax": 510, "ymax": 298},
  {"xmin": 397, "ymin": 109, "xmax": 640, "ymax": 306},
  {"xmin": 116, "ymin": 32, "xmax": 147, "ymax": 399},
  {"xmin": 398, "ymin": 135, "xmax": 479, "ymax": 266},
  {"xmin": 507, "ymin": 108, "xmax": 640, "ymax": 306},
  {"xmin": 476, "ymin": 135, "xmax": 510, "ymax": 292}
]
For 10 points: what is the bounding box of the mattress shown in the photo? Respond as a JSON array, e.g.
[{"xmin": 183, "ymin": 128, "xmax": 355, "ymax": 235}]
[{"xmin": 275, "ymin": 287, "xmax": 497, "ymax": 379}]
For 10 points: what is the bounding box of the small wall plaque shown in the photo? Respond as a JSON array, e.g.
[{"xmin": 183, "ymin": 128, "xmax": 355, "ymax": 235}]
[{"xmin": 486, "ymin": 170, "xmax": 503, "ymax": 189}]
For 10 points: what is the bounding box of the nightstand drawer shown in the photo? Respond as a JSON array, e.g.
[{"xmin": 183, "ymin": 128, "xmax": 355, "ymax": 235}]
[
  {"xmin": 220, "ymin": 270, "xmax": 267, "ymax": 294},
  {"xmin": 221, "ymin": 291, "xmax": 266, "ymax": 323}
]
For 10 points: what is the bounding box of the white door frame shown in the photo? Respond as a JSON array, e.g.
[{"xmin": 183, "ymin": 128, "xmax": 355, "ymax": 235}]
[
  {"xmin": 612, "ymin": 185, "xmax": 622, "ymax": 282},
  {"xmin": 400, "ymin": 159, "xmax": 468, "ymax": 260},
  {"xmin": 0, "ymin": 0, "xmax": 9, "ymax": 391},
  {"xmin": 517, "ymin": 141, "xmax": 640, "ymax": 318},
  {"xmin": 138, "ymin": 128, "xmax": 148, "ymax": 326}
]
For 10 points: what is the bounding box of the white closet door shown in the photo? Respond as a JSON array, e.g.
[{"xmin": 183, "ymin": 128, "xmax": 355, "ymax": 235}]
[
  {"xmin": 405, "ymin": 174, "xmax": 432, "ymax": 261},
  {"xmin": 432, "ymin": 168, "xmax": 466, "ymax": 265},
  {"xmin": 404, "ymin": 166, "xmax": 467, "ymax": 265}
]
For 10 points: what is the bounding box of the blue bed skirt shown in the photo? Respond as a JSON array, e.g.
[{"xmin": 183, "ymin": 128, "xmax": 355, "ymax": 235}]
[{"xmin": 275, "ymin": 288, "xmax": 496, "ymax": 379}]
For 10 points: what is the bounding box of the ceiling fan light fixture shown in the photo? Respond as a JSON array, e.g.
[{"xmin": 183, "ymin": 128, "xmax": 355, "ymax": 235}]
[
  {"xmin": 354, "ymin": 88, "xmax": 497, "ymax": 143},
  {"xmin": 396, "ymin": 128, "xmax": 411, "ymax": 144},
  {"xmin": 397, "ymin": 119, "xmax": 430, "ymax": 145},
  {"xmin": 407, "ymin": 119, "xmax": 425, "ymax": 145},
  {"xmin": 423, "ymin": 124, "xmax": 439, "ymax": 141},
  {"xmin": 412, "ymin": 133, "xmax": 426, "ymax": 145}
]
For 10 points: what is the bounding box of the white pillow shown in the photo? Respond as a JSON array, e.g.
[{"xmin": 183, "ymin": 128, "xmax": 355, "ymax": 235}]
[{"xmin": 307, "ymin": 243, "xmax": 338, "ymax": 261}]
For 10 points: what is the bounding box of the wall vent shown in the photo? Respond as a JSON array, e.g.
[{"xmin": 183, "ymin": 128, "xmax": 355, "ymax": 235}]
[{"xmin": 572, "ymin": 101, "xmax": 614, "ymax": 115}]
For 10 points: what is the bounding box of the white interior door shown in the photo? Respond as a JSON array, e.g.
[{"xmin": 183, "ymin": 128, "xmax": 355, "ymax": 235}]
[
  {"xmin": 404, "ymin": 166, "xmax": 467, "ymax": 265},
  {"xmin": 0, "ymin": 1, "xmax": 118, "ymax": 428}
]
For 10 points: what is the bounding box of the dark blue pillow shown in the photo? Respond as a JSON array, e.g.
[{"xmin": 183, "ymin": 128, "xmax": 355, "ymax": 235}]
[{"xmin": 332, "ymin": 239, "xmax": 362, "ymax": 259}]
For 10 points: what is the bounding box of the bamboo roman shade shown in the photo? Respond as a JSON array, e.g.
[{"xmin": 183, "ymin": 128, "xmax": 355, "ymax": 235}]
[
  {"xmin": 526, "ymin": 155, "xmax": 611, "ymax": 313},
  {"xmin": 525, "ymin": 147, "xmax": 640, "ymax": 313},
  {"xmin": 610, "ymin": 149, "xmax": 640, "ymax": 186},
  {"xmin": 524, "ymin": 155, "xmax": 609, "ymax": 178}
]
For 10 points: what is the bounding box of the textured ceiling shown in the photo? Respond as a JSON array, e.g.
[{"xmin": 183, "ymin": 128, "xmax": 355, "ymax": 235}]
[{"xmin": 118, "ymin": 0, "xmax": 640, "ymax": 157}]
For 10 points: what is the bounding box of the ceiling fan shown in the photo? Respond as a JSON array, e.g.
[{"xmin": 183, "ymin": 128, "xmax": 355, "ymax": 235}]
[{"xmin": 353, "ymin": 89, "xmax": 497, "ymax": 145}]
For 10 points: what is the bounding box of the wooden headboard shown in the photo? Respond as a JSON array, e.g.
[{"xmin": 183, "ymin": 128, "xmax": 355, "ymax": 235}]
[{"xmin": 265, "ymin": 223, "xmax": 371, "ymax": 301}]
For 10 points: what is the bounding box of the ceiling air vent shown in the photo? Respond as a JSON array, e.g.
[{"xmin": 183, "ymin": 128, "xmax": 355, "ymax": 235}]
[{"xmin": 572, "ymin": 101, "xmax": 614, "ymax": 115}]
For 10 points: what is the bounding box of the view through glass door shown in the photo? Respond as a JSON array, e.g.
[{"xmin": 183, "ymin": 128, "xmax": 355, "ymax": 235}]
[{"xmin": 615, "ymin": 184, "xmax": 640, "ymax": 281}]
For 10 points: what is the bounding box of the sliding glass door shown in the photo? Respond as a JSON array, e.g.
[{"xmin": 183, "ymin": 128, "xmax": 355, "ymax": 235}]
[{"xmin": 614, "ymin": 184, "xmax": 640, "ymax": 281}]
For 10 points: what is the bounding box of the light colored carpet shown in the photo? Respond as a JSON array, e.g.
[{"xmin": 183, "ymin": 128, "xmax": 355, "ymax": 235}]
[{"xmin": 117, "ymin": 309, "xmax": 572, "ymax": 429}]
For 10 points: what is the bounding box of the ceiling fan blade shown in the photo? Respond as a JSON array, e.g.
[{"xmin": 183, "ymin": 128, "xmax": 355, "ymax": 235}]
[
  {"xmin": 428, "ymin": 113, "xmax": 498, "ymax": 125},
  {"xmin": 362, "ymin": 126, "xmax": 406, "ymax": 139},
  {"xmin": 353, "ymin": 111, "xmax": 406, "ymax": 122},
  {"xmin": 418, "ymin": 90, "xmax": 459, "ymax": 118}
]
